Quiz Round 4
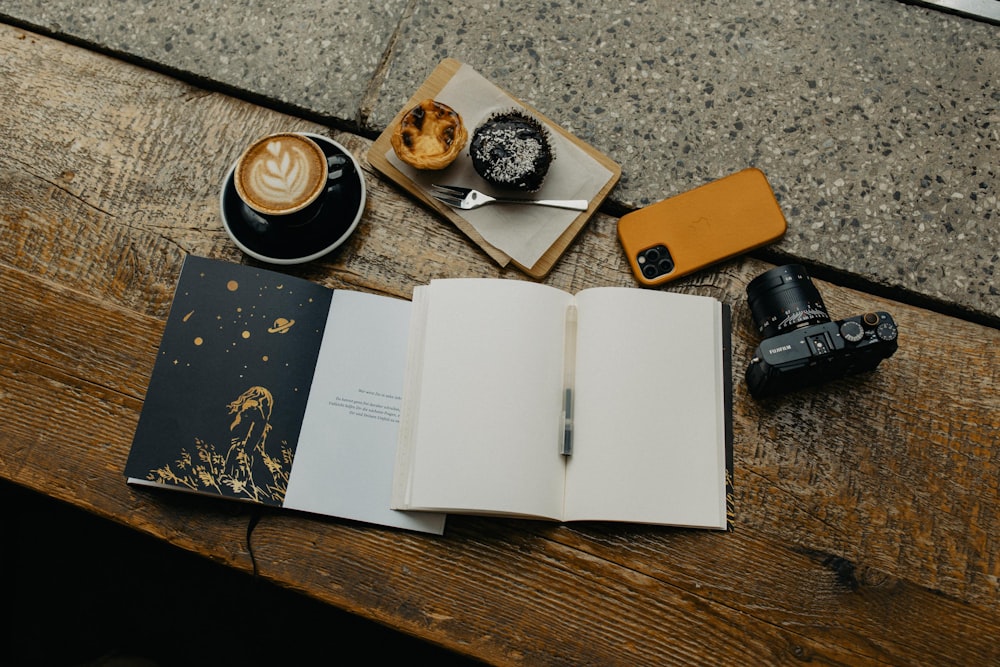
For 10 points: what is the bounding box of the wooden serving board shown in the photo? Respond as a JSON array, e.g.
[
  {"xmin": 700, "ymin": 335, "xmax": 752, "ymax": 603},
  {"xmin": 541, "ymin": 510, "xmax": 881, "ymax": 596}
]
[{"xmin": 369, "ymin": 58, "xmax": 621, "ymax": 279}]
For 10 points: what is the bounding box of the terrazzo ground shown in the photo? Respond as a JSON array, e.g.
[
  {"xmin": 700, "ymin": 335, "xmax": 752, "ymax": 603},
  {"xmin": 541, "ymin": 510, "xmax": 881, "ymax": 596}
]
[{"xmin": 2, "ymin": 0, "xmax": 996, "ymax": 322}]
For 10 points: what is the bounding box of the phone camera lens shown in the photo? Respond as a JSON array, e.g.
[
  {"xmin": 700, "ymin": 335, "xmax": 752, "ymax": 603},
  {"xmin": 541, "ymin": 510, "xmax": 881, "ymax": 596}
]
[{"xmin": 637, "ymin": 245, "xmax": 673, "ymax": 280}]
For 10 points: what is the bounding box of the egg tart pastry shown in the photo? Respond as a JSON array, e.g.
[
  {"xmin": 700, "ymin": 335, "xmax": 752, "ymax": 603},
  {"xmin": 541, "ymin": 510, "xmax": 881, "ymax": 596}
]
[{"xmin": 390, "ymin": 99, "xmax": 468, "ymax": 170}]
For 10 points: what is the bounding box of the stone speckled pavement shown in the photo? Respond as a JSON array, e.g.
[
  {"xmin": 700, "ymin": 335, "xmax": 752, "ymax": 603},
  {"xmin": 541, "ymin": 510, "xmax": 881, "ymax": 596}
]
[{"xmin": 2, "ymin": 0, "xmax": 996, "ymax": 323}]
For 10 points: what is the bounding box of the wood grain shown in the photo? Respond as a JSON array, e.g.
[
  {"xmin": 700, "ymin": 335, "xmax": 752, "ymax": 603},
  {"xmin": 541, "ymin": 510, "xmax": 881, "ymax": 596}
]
[{"xmin": 1, "ymin": 24, "xmax": 997, "ymax": 666}]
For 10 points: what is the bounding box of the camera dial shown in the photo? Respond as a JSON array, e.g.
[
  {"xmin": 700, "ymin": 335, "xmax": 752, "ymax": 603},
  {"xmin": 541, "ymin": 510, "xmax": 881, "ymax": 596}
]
[
  {"xmin": 840, "ymin": 320, "xmax": 864, "ymax": 342},
  {"xmin": 876, "ymin": 321, "xmax": 898, "ymax": 342}
]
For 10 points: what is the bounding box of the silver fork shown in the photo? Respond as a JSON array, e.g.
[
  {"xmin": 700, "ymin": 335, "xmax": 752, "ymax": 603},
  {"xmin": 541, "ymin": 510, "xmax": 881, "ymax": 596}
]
[{"xmin": 431, "ymin": 184, "xmax": 589, "ymax": 211}]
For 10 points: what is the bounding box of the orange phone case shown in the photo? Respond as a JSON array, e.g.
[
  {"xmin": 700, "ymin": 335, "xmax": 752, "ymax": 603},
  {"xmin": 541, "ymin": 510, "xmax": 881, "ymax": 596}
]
[{"xmin": 617, "ymin": 167, "xmax": 787, "ymax": 286}]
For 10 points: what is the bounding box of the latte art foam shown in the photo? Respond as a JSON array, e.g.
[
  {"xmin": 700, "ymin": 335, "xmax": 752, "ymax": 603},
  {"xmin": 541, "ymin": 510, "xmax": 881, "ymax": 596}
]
[{"xmin": 235, "ymin": 133, "xmax": 327, "ymax": 215}]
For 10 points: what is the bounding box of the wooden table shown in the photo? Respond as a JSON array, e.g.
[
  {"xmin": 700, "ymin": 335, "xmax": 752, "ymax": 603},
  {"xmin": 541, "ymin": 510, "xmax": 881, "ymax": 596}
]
[{"xmin": 2, "ymin": 24, "xmax": 997, "ymax": 665}]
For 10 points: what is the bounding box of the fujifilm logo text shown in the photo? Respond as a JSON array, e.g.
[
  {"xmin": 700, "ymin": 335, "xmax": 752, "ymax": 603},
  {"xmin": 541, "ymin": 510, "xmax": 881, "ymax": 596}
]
[{"xmin": 769, "ymin": 344, "xmax": 793, "ymax": 354}]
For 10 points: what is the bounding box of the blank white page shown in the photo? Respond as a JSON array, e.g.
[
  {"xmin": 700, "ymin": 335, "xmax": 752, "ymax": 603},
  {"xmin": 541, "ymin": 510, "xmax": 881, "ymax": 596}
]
[
  {"xmin": 564, "ymin": 288, "xmax": 726, "ymax": 528},
  {"xmin": 285, "ymin": 290, "xmax": 446, "ymax": 534},
  {"xmin": 400, "ymin": 279, "xmax": 572, "ymax": 518}
]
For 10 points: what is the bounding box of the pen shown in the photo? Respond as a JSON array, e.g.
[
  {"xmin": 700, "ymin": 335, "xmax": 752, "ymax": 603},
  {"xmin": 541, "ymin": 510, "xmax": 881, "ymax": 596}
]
[
  {"xmin": 561, "ymin": 305, "xmax": 577, "ymax": 456},
  {"xmin": 562, "ymin": 387, "xmax": 573, "ymax": 456}
]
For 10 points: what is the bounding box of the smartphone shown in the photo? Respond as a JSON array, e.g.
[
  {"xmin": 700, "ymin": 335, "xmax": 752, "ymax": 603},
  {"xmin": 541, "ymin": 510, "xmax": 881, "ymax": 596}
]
[{"xmin": 617, "ymin": 167, "xmax": 787, "ymax": 287}]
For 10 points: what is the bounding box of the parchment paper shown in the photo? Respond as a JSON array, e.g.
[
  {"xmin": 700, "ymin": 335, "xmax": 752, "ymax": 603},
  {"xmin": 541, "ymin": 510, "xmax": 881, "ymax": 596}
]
[{"xmin": 385, "ymin": 63, "xmax": 613, "ymax": 268}]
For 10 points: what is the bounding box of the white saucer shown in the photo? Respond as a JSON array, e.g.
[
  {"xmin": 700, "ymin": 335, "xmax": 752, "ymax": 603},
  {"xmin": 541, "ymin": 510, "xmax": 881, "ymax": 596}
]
[{"xmin": 220, "ymin": 133, "xmax": 365, "ymax": 265}]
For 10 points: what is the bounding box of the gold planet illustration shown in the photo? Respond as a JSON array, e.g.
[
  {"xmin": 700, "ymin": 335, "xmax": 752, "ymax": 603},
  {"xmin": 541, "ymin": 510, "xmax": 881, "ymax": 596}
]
[{"xmin": 267, "ymin": 317, "xmax": 295, "ymax": 334}]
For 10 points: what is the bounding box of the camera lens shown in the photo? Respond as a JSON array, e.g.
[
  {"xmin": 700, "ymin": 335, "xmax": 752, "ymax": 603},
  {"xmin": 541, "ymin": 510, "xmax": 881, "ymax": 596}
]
[
  {"xmin": 746, "ymin": 264, "xmax": 830, "ymax": 338},
  {"xmin": 638, "ymin": 245, "xmax": 673, "ymax": 279}
]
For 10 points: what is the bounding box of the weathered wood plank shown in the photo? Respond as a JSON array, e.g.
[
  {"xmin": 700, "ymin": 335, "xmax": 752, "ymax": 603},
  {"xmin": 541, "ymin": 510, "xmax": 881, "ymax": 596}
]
[
  {"xmin": 250, "ymin": 511, "xmax": 1000, "ymax": 665},
  {"xmin": 0, "ymin": 265, "xmax": 257, "ymax": 572},
  {"xmin": 1, "ymin": 23, "xmax": 997, "ymax": 667},
  {"xmin": 1, "ymin": 239, "xmax": 996, "ymax": 665},
  {"xmin": 1, "ymin": 262, "xmax": 995, "ymax": 665}
]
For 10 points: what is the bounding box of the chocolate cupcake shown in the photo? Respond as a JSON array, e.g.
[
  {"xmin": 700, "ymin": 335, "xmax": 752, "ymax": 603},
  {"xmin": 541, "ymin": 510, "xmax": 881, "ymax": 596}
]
[{"xmin": 469, "ymin": 110, "xmax": 554, "ymax": 192}]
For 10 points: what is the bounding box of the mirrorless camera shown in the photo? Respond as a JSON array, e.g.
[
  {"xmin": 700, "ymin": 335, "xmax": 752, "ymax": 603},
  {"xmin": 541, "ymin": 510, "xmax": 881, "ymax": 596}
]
[{"xmin": 745, "ymin": 264, "xmax": 899, "ymax": 398}]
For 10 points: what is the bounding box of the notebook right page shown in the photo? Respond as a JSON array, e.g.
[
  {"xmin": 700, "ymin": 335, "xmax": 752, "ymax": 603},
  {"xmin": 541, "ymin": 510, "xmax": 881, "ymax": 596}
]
[{"xmin": 564, "ymin": 288, "xmax": 728, "ymax": 529}]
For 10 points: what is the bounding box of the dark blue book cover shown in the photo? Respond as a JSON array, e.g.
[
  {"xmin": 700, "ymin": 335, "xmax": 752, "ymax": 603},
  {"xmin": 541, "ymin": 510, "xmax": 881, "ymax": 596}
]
[{"xmin": 125, "ymin": 255, "xmax": 332, "ymax": 506}]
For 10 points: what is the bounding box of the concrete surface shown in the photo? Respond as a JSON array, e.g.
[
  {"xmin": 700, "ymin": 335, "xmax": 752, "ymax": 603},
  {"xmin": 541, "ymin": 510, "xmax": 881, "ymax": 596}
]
[{"xmin": 2, "ymin": 0, "xmax": 997, "ymax": 322}]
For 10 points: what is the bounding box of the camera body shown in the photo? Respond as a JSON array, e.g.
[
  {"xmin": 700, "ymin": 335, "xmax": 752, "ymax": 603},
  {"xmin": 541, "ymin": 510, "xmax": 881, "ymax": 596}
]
[
  {"xmin": 745, "ymin": 311, "xmax": 899, "ymax": 398},
  {"xmin": 745, "ymin": 265, "xmax": 898, "ymax": 398}
]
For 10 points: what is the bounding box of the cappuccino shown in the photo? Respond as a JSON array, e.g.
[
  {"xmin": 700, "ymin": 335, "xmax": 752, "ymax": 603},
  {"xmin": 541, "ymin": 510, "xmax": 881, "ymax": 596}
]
[{"xmin": 234, "ymin": 133, "xmax": 328, "ymax": 216}]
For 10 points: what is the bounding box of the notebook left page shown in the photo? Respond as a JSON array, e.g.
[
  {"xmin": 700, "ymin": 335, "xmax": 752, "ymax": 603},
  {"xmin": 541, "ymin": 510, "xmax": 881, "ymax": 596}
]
[
  {"xmin": 393, "ymin": 279, "xmax": 572, "ymax": 519},
  {"xmin": 284, "ymin": 290, "xmax": 446, "ymax": 534}
]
